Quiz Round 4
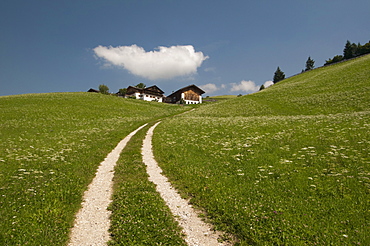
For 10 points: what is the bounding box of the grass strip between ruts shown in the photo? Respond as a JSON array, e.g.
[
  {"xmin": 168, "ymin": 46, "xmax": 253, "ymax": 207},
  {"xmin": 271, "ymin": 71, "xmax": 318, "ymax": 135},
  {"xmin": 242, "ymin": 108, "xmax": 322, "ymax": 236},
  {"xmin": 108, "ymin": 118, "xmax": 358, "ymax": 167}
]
[{"xmin": 108, "ymin": 122, "xmax": 187, "ymax": 245}]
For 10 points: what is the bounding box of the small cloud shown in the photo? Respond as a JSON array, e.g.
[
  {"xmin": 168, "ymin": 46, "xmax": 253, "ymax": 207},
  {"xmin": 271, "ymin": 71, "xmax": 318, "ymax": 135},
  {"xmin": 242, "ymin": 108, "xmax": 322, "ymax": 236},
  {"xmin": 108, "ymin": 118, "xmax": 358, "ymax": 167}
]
[
  {"xmin": 263, "ymin": 80, "xmax": 274, "ymax": 88},
  {"xmin": 204, "ymin": 67, "xmax": 216, "ymax": 72},
  {"xmin": 230, "ymin": 80, "xmax": 259, "ymax": 93},
  {"xmin": 93, "ymin": 44, "xmax": 208, "ymax": 80},
  {"xmin": 199, "ymin": 83, "xmax": 220, "ymax": 94}
]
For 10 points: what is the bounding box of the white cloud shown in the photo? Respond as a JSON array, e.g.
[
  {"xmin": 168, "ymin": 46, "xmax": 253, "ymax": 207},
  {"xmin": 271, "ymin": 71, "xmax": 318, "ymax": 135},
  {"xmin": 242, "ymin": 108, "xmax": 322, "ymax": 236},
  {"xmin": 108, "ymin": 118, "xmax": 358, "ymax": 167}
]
[
  {"xmin": 93, "ymin": 44, "xmax": 208, "ymax": 80},
  {"xmin": 199, "ymin": 83, "xmax": 219, "ymax": 94},
  {"xmin": 230, "ymin": 80, "xmax": 259, "ymax": 93},
  {"xmin": 204, "ymin": 67, "xmax": 216, "ymax": 72},
  {"xmin": 263, "ymin": 80, "xmax": 274, "ymax": 88}
]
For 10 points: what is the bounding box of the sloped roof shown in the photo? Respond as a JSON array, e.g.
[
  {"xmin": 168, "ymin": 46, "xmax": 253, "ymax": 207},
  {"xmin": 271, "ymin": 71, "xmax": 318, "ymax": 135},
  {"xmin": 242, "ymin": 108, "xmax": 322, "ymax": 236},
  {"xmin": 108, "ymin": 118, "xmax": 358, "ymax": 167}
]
[
  {"xmin": 167, "ymin": 84, "xmax": 205, "ymax": 98},
  {"xmin": 87, "ymin": 88, "xmax": 99, "ymax": 93},
  {"xmin": 145, "ymin": 85, "xmax": 165, "ymax": 94},
  {"xmin": 126, "ymin": 85, "xmax": 165, "ymax": 96}
]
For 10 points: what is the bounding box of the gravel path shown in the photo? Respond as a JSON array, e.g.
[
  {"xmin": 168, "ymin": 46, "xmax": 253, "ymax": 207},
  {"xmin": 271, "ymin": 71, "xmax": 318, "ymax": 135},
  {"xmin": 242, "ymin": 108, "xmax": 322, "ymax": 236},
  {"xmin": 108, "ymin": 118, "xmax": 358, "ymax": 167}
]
[
  {"xmin": 142, "ymin": 122, "xmax": 228, "ymax": 246},
  {"xmin": 68, "ymin": 121, "xmax": 229, "ymax": 246},
  {"xmin": 68, "ymin": 124, "xmax": 147, "ymax": 246}
]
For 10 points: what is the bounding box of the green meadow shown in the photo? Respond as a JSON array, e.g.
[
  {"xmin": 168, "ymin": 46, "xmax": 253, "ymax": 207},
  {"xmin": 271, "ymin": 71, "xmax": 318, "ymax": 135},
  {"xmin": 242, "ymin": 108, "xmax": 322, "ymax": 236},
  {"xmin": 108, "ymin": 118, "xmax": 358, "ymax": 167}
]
[
  {"xmin": 0, "ymin": 93, "xmax": 186, "ymax": 245},
  {"xmin": 0, "ymin": 54, "xmax": 369, "ymax": 245},
  {"xmin": 153, "ymin": 55, "xmax": 370, "ymax": 245}
]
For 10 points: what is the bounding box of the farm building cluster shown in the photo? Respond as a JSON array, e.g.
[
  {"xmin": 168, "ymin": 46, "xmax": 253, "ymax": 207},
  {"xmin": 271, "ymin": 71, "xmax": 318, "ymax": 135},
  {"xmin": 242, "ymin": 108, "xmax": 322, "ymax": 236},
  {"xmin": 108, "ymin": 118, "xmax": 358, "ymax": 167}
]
[{"xmin": 88, "ymin": 84, "xmax": 205, "ymax": 104}]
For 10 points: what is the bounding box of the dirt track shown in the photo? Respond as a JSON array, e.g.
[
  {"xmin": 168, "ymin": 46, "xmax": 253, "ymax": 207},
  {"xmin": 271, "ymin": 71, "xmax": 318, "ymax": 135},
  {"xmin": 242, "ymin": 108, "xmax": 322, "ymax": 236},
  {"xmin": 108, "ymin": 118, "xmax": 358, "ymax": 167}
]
[
  {"xmin": 68, "ymin": 124, "xmax": 147, "ymax": 246},
  {"xmin": 68, "ymin": 122, "xmax": 227, "ymax": 245}
]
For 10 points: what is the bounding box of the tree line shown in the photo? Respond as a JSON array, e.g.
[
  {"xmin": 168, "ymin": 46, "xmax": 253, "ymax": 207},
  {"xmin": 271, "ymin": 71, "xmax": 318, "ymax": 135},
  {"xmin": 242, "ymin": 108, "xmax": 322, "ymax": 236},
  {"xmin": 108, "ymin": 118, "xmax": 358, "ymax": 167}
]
[
  {"xmin": 97, "ymin": 83, "xmax": 146, "ymax": 96},
  {"xmin": 325, "ymin": 40, "xmax": 370, "ymax": 65},
  {"xmin": 261, "ymin": 39, "xmax": 370, "ymax": 90}
]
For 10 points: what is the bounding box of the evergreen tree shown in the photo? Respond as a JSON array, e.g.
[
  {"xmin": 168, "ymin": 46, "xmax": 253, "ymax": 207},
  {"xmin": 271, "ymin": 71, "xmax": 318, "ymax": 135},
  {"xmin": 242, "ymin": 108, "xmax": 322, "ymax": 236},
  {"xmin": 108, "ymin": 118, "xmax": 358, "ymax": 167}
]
[
  {"xmin": 324, "ymin": 55, "xmax": 343, "ymax": 66},
  {"xmin": 259, "ymin": 84, "xmax": 265, "ymax": 91},
  {"xmin": 357, "ymin": 41, "xmax": 370, "ymax": 55},
  {"xmin": 273, "ymin": 67, "xmax": 285, "ymax": 83},
  {"xmin": 354, "ymin": 42, "xmax": 361, "ymax": 56},
  {"xmin": 305, "ymin": 56, "xmax": 315, "ymax": 71},
  {"xmin": 343, "ymin": 40, "xmax": 354, "ymax": 59}
]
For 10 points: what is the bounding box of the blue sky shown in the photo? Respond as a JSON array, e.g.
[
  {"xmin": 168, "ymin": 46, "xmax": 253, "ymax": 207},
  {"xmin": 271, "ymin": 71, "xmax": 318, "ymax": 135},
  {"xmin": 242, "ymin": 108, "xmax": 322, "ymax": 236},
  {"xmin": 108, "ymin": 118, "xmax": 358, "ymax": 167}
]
[{"xmin": 1, "ymin": 0, "xmax": 369, "ymax": 97}]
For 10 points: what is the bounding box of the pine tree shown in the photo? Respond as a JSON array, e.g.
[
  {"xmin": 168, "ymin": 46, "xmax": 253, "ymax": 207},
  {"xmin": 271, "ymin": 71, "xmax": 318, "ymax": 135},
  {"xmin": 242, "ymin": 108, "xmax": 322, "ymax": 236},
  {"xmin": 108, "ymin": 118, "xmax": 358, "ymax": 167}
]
[
  {"xmin": 305, "ymin": 56, "xmax": 315, "ymax": 71},
  {"xmin": 324, "ymin": 55, "xmax": 343, "ymax": 66},
  {"xmin": 343, "ymin": 40, "xmax": 354, "ymax": 59},
  {"xmin": 273, "ymin": 67, "xmax": 285, "ymax": 83}
]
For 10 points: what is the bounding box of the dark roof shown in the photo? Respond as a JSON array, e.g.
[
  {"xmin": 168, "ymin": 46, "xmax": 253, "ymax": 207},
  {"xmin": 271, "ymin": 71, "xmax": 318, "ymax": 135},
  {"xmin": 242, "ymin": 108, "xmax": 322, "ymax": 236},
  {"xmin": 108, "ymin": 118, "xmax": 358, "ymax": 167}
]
[
  {"xmin": 126, "ymin": 85, "xmax": 165, "ymax": 96},
  {"xmin": 167, "ymin": 84, "xmax": 205, "ymax": 98},
  {"xmin": 87, "ymin": 88, "xmax": 99, "ymax": 93},
  {"xmin": 145, "ymin": 85, "xmax": 165, "ymax": 94}
]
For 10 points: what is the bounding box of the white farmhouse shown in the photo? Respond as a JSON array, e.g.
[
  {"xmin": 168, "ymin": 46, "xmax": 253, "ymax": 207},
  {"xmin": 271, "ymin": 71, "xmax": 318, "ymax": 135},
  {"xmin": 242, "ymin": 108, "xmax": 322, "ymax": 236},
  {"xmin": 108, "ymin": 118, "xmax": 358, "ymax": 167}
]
[{"xmin": 125, "ymin": 85, "xmax": 164, "ymax": 102}]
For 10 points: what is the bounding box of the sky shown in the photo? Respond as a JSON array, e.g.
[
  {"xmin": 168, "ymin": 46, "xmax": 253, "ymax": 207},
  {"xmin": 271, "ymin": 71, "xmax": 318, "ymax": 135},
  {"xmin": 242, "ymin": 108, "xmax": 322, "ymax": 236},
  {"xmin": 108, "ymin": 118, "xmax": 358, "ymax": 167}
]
[{"xmin": 1, "ymin": 0, "xmax": 369, "ymax": 97}]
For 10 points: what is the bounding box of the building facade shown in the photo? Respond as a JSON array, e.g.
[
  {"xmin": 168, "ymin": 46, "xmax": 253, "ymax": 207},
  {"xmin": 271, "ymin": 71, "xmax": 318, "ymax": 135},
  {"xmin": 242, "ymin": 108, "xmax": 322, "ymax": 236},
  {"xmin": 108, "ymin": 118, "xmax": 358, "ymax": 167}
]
[
  {"xmin": 166, "ymin": 84, "xmax": 205, "ymax": 104},
  {"xmin": 125, "ymin": 85, "xmax": 164, "ymax": 102}
]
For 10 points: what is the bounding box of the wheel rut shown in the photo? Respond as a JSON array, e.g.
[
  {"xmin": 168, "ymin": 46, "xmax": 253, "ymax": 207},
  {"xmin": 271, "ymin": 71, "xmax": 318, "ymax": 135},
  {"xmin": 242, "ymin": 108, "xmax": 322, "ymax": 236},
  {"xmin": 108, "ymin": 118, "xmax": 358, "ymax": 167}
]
[
  {"xmin": 142, "ymin": 122, "xmax": 226, "ymax": 246},
  {"xmin": 68, "ymin": 124, "xmax": 147, "ymax": 246},
  {"xmin": 69, "ymin": 121, "xmax": 228, "ymax": 245}
]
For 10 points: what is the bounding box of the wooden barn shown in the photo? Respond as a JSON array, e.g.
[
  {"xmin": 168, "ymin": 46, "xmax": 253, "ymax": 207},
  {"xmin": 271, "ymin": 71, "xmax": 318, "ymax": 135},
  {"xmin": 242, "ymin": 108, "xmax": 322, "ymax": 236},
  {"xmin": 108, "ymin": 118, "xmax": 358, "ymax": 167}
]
[
  {"xmin": 166, "ymin": 84, "xmax": 205, "ymax": 104},
  {"xmin": 125, "ymin": 85, "xmax": 165, "ymax": 102}
]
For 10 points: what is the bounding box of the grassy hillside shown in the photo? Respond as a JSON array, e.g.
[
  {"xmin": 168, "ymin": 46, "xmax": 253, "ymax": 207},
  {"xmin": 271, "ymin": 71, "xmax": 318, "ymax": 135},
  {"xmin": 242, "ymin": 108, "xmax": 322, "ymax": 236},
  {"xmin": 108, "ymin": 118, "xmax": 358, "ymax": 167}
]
[
  {"xmin": 1, "ymin": 55, "xmax": 369, "ymax": 245},
  {"xmin": 0, "ymin": 93, "xmax": 187, "ymax": 245},
  {"xmin": 154, "ymin": 55, "xmax": 370, "ymax": 245},
  {"xmin": 194, "ymin": 54, "xmax": 370, "ymax": 117}
]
